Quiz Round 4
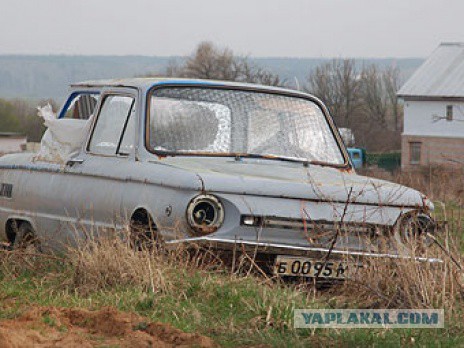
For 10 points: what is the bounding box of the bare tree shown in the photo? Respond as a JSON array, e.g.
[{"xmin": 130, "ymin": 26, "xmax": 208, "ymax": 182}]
[
  {"xmin": 305, "ymin": 59, "xmax": 362, "ymax": 128},
  {"xmin": 383, "ymin": 66, "xmax": 402, "ymax": 131},
  {"xmin": 306, "ymin": 60, "xmax": 403, "ymax": 152},
  {"xmin": 163, "ymin": 42, "xmax": 285, "ymax": 87},
  {"xmin": 164, "ymin": 59, "xmax": 183, "ymax": 78},
  {"xmin": 306, "ymin": 62, "xmax": 340, "ymax": 115},
  {"xmin": 360, "ymin": 64, "xmax": 388, "ymax": 126}
]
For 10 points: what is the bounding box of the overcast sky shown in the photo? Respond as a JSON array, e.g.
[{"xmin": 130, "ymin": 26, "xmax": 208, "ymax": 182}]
[{"xmin": 0, "ymin": 0, "xmax": 463, "ymax": 58}]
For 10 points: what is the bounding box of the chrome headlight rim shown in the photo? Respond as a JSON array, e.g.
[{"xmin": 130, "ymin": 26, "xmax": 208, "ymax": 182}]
[
  {"xmin": 396, "ymin": 212, "xmax": 436, "ymax": 247},
  {"xmin": 186, "ymin": 194, "xmax": 224, "ymax": 235}
]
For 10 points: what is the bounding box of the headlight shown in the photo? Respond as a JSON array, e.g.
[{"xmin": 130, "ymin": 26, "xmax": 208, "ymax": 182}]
[
  {"xmin": 187, "ymin": 194, "xmax": 224, "ymax": 235},
  {"xmin": 421, "ymin": 195, "xmax": 435, "ymax": 212},
  {"xmin": 397, "ymin": 212, "xmax": 436, "ymax": 247}
]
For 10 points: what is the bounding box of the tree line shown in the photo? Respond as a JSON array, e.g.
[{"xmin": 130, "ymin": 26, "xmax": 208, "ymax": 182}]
[
  {"xmin": 0, "ymin": 99, "xmax": 48, "ymax": 142},
  {"xmin": 159, "ymin": 42, "xmax": 403, "ymax": 151},
  {"xmin": 1, "ymin": 42, "xmax": 403, "ymax": 151}
]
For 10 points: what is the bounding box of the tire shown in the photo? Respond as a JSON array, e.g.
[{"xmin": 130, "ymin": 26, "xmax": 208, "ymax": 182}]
[
  {"xmin": 130, "ymin": 213, "xmax": 161, "ymax": 250},
  {"xmin": 13, "ymin": 222, "xmax": 40, "ymax": 251}
]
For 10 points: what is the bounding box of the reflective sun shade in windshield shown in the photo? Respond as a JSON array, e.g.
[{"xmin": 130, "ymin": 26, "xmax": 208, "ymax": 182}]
[{"xmin": 148, "ymin": 87, "xmax": 345, "ymax": 165}]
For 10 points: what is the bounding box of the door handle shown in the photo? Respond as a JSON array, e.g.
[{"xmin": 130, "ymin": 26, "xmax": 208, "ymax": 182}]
[{"xmin": 66, "ymin": 158, "xmax": 84, "ymax": 167}]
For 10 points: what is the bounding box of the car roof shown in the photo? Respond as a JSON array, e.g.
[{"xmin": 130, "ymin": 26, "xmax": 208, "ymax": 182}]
[{"xmin": 71, "ymin": 77, "xmax": 313, "ymax": 99}]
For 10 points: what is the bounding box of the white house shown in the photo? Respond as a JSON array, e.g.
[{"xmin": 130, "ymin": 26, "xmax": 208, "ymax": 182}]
[
  {"xmin": 0, "ymin": 133, "xmax": 27, "ymax": 154},
  {"xmin": 397, "ymin": 43, "xmax": 464, "ymax": 168}
]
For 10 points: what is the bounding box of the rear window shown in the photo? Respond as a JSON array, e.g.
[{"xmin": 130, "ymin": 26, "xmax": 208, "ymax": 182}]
[{"xmin": 60, "ymin": 93, "xmax": 100, "ymax": 120}]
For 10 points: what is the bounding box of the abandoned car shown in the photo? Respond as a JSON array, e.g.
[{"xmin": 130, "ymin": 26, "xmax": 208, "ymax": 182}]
[{"xmin": 0, "ymin": 78, "xmax": 438, "ymax": 278}]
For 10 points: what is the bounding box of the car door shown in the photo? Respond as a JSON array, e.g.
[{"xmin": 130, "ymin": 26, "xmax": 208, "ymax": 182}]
[{"xmin": 61, "ymin": 88, "xmax": 138, "ymax": 240}]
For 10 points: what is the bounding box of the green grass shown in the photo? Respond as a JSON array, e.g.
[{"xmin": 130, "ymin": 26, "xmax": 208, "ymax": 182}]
[
  {"xmin": 0, "ymin": 200, "xmax": 462, "ymax": 347},
  {"xmin": 0, "ymin": 261, "xmax": 462, "ymax": 347}
]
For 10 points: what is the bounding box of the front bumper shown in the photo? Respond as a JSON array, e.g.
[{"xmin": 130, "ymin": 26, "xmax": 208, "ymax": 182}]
[{"xmin": 167, "ymin": 236, "xmax": 443, "ymax": 264}]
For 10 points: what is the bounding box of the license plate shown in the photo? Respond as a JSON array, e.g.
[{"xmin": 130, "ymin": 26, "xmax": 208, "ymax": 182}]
[{"xmin": 274, "ymin": 256, "xmax": 353, "ymax": 279}]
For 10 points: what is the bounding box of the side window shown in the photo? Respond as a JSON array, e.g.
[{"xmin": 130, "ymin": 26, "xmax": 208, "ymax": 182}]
[
  {"xmin": 88, "ymin": 95, "xmax": 135, "ymax": 156},
  {"xmin": 62, "ymin": 93, "xmax": 100, "ymax": 120}
]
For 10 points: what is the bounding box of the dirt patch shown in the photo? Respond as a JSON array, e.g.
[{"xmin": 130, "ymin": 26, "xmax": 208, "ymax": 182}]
[{"xmin": 0, "ymin": 306, "xmax": 214, "ymax": 348}]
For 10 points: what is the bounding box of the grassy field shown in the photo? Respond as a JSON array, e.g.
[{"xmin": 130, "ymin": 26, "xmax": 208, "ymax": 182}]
[
  {"xmin": 0, "ymin": 256, "xmax": 462, "ymax": 347},
  {"xmin": 0, "ymin": 203, "xmax": 464, "ymax": 347},
  {"xmin": 0, "ymin": 203, "xmax": 463, "ymax": 347}
]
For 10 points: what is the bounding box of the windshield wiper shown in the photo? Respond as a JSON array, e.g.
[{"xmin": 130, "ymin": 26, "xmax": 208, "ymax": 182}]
[
  {"xmin": 307, "ymin": 160, "xmax": 349, "ymax": 169},
  {"xmin": 153, "ymin": 150, "xmax": 346, "ymax": 169},
  {"xmin": 236, "ymin": 154, "xmax": 349, "ymax": 169},
  {"xmin": 235, "ymin": 153, "xmax": 310, "ymax": 166}
]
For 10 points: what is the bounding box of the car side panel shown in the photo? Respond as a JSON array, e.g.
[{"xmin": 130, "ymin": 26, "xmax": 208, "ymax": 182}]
[
  {"xmin": 120, "ymin": 179, "xmax": 198, "ymax": 241},
  {"xmin": 61, "ymin": 156, "xmax": 128, "ymax": 236},
  {"xmin": 0, "ymin": 157, "xmax": 70, "ymax": 247}
]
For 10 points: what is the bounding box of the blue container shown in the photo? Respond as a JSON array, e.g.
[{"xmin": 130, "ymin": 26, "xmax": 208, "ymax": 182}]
[{"xmin": 347, "ymin": 148, "xmax": 365, "ymax": 169}]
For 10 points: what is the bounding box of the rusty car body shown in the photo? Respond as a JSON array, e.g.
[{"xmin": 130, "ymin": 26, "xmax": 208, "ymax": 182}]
[{"xmin": 0, "ymin": 78, "xmax": 438, "ymax": 278}]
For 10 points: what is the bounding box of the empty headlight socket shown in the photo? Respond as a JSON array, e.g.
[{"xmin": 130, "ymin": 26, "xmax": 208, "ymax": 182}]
[{"xmin": 186, "ymin": 194, "xmax": 225, "ymax": 235}]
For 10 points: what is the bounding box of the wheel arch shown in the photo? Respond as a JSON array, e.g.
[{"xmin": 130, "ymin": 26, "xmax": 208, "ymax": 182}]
[
  {"xmin": 130, "ymin": 207, "xmax": 158, "ymax": 230},
  {"xmin": 5, "ymin": 217, "xmax": 37, "ymax": 243}
]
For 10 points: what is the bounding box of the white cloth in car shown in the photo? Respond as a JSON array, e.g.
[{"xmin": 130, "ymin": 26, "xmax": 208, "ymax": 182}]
[{"xmin": 34, "ymin": 104, "xmax": 93, "ymax": 164}]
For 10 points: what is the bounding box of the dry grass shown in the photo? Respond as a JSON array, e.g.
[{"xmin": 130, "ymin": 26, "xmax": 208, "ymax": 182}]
[
  {"xmin": 362, "ymin": 165, "xmax": 464, "ymax": 202},
  {"xmin": 69, "ymin": 235, "xmax": 172, "ymax": 294},
  {"xmin": 0, "ymin": 247, "xmax": 63, "ymax": 279},
  {"xmin": 66, "ymin": 227, "xmax": 229, "ymax": 296},
  {"xmin": 331, "ymin": 218, "xmax": 464, "ymax": 324},
  {"xmin": 1, "ymin": 217, "xmax": 462, "ymax": 312},
  {"xmin": 0, "ymin": 217, "xmax": 463, "ymax": 346},
  {"xmin": 342, "ymin": 247, "xmax": 463, "ymax": 311},
  {"xmin": 63, "ymin": 223, "xmax": 463, "ymax": 318}
]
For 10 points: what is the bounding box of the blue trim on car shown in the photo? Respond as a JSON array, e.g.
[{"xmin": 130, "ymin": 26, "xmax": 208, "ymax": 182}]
[
  {"xmin": 148, "ymin": 80, "xmax": 224, "ymax": 89},
  {"xmin": 58, "ymin": 91, "xmax": 101, "ymax": 119}
]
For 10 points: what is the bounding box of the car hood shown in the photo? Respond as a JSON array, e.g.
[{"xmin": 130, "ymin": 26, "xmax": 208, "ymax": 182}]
[{"xmin": 157, "ymin": 156, "xmax": 429, "ymax": 209}]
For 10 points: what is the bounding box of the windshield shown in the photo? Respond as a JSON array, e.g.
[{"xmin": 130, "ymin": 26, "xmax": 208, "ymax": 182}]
[{"xmin": 148, "ymin": 87, "xmax": 345, "ymax": 165}]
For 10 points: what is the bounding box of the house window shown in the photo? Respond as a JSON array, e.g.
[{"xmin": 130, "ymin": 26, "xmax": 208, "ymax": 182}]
[
  {"xmin": 409, "ymin": 142, "xmax": 421, "ymax": 165},
  {"xmin": 446, "ymin": 105, "xmax": 453, "ymax": 121}
]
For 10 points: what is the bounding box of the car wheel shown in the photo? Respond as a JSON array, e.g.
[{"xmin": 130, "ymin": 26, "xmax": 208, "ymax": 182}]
[
  {"xmin": 130, "ymin": 212, "xmax": 162, "ymax": 250},
  {"xmin": 13, "ymin": 222, "xmax": 41, "ymax": 252}
]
